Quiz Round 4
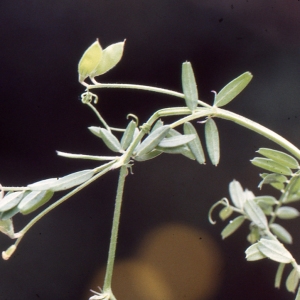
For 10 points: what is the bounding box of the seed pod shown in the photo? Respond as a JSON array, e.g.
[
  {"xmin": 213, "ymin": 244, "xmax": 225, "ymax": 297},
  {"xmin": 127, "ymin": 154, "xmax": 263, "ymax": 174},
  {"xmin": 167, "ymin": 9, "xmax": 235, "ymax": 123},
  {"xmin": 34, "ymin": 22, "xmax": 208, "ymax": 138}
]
[
  {"xmin": 78, "ymin": 40, "xmax": 102, "ymax": 82},
  {"xmin": 219, "ymin": 206, "xmax": 233, "ymax": 220},
  {"xmin": 92, "ymin": 41, "xmax": 125, "ymax": 77}
]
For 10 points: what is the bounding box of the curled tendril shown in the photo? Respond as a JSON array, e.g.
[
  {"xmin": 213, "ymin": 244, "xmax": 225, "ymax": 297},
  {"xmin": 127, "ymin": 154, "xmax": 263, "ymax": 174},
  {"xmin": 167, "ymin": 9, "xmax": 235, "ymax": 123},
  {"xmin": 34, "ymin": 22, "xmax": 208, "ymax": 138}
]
[
  {"xmin": 208, "ymin": 197, "xmax": 230, "ymax": 224},
  {"xmin": 126, "ymin": 113, "xmax": 139, "ymax": 127},
  {"xmin": 140, "ymin": 123, "xmax": 151, "ymax": 133},
  {"xmin": 81, "ymin": 91, "xmax": 98, "ymax": 104}
]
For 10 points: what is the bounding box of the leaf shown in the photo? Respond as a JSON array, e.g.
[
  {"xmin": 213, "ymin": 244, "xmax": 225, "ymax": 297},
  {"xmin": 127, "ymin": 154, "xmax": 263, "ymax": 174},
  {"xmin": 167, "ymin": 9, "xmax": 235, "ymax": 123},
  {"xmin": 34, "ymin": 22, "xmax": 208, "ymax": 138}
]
[
  {"xmin": 0, "ymin": 192, "xmax": 25, "ymax": 212},
  {"xmin": 254, "ymin": 196, "xmax": 278, "ymax": 206},
  {"xmin": 18, "ymin": 190, "xmax": 54, "ymax": 215},
  {"xmin": 134, "ymin": 150, "xmax": 163, "ymax": 162},
  {"xmin": 27, "ymin": 178, "xmax": 58, "ymax": 191},
  {"xmin": 0, "ymin": 219, "xmax": 15, "ymax": 238},
  {"xmin": 257, "ymin": 239, "xmax": 294, "ymax": 263},
  {"xmin": 205, "ymin": 118, "xmax": 220, "ymax": 166},
  {"xmin": 258, "ymin": 173, "xmax": 287, "ymax": 190},
  {"xmin": 251, "ymin": 157, "xmax": 293, "ymax": 176},
  {"xmin": 156, "ymin": 145, "xmax": 196, "ymax": 160},
  {"xmin": 214, "ymin": 72, "xmax": 253, "ymax": 107},
  {"xmin": 286, "ymin": 268, "xmax": 300, "ymax": 293},
  {"xmin": 50, "ymin": 169, "xmax": 94, "ymax": 192},
  {"xmin": 183, "ymin": 122, "xmax": 205, "ymax": 164},
  {"xmin": 276, "ymin": 206, "xmax": 300, "ymax": 219},
  {"xmin": 120, "ymin": 120, "xmax": 136, "ymax": 150},
  {"xmin": 244, "ymin": 199, "xmax": 268, "ymax": 229},
  {"xmin": 151, "ymin": 119, "xmax": 164, "ymax": 132},
  {"xmin": 0, "ymin": 206, "xmax": 20, "ymax": 220},
  {"xmin": 275, "ymin": 263, "xmax": 285, "ymax": 289},
  {"xmin": 158, "ymin": 134, "xmax": 195, "ymax": 148},
  {"xmin": 229, "ymin": 180, "xmax": 246, "ymax": 209},
  {"xmin": 99, "ymin": 128, "xmax": 123, "ymax": 152},
  {"xmin": 78, "ymin": 40, "xmax": 102, "ymax": 82},
  {"xmin": 270, "ymin": 223, "xmax": 293, "ymax": 244},
  {"xmin": 221, "ymin": 216, "xmax": 245, "ymax": 239},
  {"xmin": 284, "ymin": 176, "xmax": 300, "ymax": 203},
  {"xmin": 28, "ymin": 169, "xmax": 94, "ymax": 191},
  {"xmin": 135, "ymin": 125, "xmax": 170, "ymax": 157},
  {"xmin": 163, "ymin": 128, "xmax": 196, "ymax": 160},
  {"xmin": 257, "ymin": 148, "xmax": 299, "ymax": 169},
  {"xmin": 181, "ymin": 62, "xmax": 198, "ymax": 111},
  {"xmin": 245, "ymin": 243, "xmax": 266, "ymax": 261},
  {"xmin": 88, "ymin": 126, "xmax": 102, "ymax": 139},
  {"xmin": 92, "ymin": 41, "xmax": 125, "ymax": 77}
]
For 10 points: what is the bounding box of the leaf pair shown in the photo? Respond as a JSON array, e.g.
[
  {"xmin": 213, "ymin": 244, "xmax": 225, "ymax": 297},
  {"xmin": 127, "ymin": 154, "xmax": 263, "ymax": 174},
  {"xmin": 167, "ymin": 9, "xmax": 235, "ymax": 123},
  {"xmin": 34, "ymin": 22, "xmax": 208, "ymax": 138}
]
[
  {"xmin": 78, "ymin": 39, "xmax": 125, "ymax": 82},
  {"xmin": 181, "ymin": 62, "xmax": 252, "ymax": 110},
  {"xmin": 252, "ymin": 148, "xmax": 299, "ymax": 176},
  {"xmin": 245, "ymin": 239, "xmax": 294, "ymax": 264},
  {"xmin": 0, "ymin": 169, "xmax": 95, "ymax": 218}
]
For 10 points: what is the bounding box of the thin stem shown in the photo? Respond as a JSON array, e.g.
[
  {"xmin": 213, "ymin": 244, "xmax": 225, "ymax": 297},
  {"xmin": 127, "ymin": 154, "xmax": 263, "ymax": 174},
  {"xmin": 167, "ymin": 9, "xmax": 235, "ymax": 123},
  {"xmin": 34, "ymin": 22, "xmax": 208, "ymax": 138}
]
[
  {"xmin": 103, "ymin": 165, "xmax": 128, "ymax": 292},
  {"xmin": 56, "ymin": 151, "xmax": 119, "ymax": 161},
  {"xmin": 87, "ymin": 83, "xmax": 211, "ymax": 108},
  {"xmin": 85, "ymin": 102, "xmax": 111, "ymax": 132}
]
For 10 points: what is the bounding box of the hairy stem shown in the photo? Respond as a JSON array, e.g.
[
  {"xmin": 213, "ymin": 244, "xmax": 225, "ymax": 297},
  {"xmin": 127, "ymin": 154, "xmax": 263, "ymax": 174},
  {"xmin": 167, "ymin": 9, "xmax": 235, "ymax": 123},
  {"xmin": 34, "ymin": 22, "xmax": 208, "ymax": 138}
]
[{"xmin": 103, "ymin": 165, "xmax": 128, "ymax": 292}]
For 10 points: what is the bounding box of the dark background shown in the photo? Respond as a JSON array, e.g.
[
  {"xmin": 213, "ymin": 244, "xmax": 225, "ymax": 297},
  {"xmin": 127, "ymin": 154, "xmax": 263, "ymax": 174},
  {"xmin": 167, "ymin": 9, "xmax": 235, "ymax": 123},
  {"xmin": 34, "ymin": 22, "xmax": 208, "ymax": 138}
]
[{"xmin": 1, "ymin": 1, "xmax": 300, "ymax": 299}]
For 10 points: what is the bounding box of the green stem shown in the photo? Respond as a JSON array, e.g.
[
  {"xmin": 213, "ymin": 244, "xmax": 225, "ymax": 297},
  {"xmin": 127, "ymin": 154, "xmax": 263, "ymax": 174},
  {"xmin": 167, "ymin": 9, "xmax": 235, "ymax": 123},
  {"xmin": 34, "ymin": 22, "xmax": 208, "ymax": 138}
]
[
  {"xmin": 87, "ymin": 83, "xmax": 211, "ymax": 108},
  {"xmin": 215, "ymin": 107, "xmax": 300, "ymax": 160},
  {"xmin": 103, "ymin": 165, "xmax": 128, "ymax": 292}
]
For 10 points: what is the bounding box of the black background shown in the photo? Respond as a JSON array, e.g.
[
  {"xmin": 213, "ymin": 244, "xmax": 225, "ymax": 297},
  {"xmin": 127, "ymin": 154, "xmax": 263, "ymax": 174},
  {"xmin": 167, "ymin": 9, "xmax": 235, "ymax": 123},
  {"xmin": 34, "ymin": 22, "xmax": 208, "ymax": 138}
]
[{"xmin": 1, "ymin": 1, "xmax": 300, "ymax": 299}]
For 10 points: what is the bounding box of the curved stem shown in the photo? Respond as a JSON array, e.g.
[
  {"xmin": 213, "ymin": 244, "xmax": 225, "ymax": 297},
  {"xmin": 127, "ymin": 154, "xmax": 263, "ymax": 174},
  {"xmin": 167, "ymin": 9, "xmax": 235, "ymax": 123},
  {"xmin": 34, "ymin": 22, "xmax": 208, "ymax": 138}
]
[
  {"xmin": 215, "ymin": 107, "xmax": 300, "ymax": 160},
  {"xmin": 103, "ymin": 165, "xmax": 128, "ymax": 292},
  {"xmin": 87, "ymin": 83, "xmax": 211, "ymax": 108}
]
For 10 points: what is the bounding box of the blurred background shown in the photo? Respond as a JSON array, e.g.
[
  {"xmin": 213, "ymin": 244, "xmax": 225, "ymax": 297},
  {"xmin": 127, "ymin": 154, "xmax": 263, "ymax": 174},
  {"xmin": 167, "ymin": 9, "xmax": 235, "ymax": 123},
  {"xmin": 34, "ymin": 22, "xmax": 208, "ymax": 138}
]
[{"xmin": 1, "ymin": 1, "xmax": 300, "ymax": 299}]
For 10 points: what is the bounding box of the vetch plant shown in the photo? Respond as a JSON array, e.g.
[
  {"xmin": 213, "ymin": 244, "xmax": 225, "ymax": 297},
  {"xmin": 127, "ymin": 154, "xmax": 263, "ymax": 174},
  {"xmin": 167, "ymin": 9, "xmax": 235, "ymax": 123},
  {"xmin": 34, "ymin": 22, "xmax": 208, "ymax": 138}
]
[{"xmin": 1, "ymin": 38, "xmax": 300, "ymax": 299}]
